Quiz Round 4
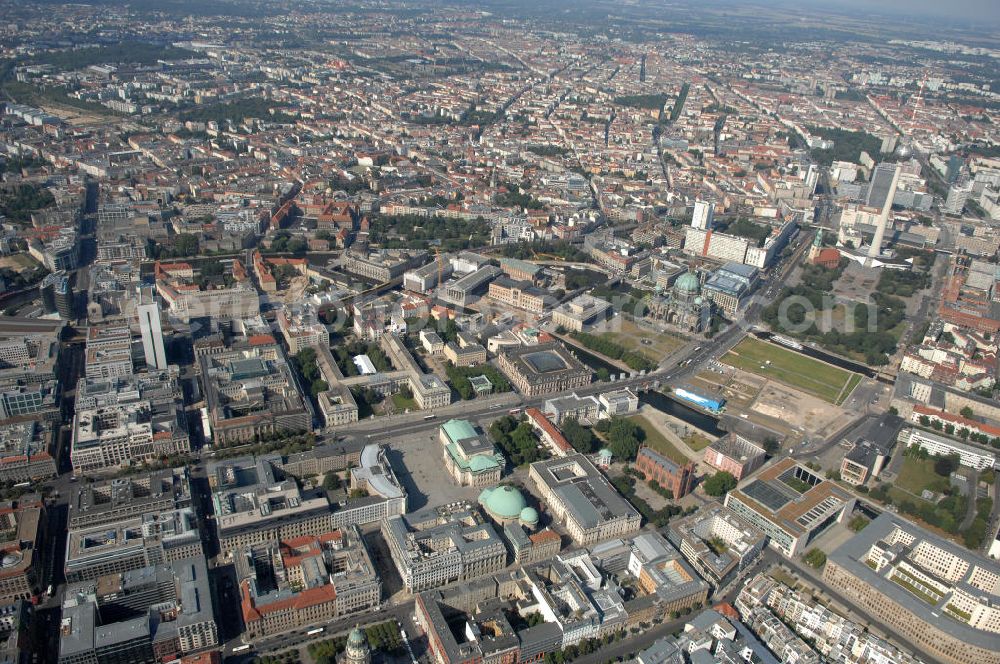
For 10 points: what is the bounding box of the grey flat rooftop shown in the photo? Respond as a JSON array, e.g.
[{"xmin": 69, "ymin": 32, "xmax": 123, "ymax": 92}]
[{"xmin": 827, "ymin": 512, "xmax": 1000, "ymax": 651}]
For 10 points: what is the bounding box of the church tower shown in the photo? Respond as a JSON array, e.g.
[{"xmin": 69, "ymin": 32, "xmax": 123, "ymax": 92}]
[
  {"xmin": 342, "ymin": 627, "xmax": 371, "ymax": 664},
  {"xmin": 808, "ymin": 229, "xmax": 823, "ymax": 262}
]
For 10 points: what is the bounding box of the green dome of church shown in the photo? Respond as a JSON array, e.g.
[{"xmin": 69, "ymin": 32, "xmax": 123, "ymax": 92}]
[
  {"xmin": 479, "ymin": 485, "xmax": 528, "ymax": 520},
  {"xmin": 675, "ymin": 271, "xmax": 700, "ymax": 295},
  {"xmin": 348, "ymin": 628, "xmax": 366, "ymax": 647},
  {"xmin": 519, "ymin": 507, "xmax": 539, "ymax": 525}
]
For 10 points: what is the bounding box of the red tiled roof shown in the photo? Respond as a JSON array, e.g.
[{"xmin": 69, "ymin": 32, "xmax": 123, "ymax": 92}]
[{"xmin": 525, "ymin": 408, "xmax": 572, "ymax": 453}]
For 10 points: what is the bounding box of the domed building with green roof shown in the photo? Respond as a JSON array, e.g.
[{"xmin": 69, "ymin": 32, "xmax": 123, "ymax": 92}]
[
  {"xmin": 342, "ymin": 627, "xmax": 371, "ymax": 664},
  {"xmin": 479, "ymin": 485, "xmax": 538, "ymax": 528},
  {"xmin": 440, "ymin": 419, "xmax": 504, "ymax": 487},
  {"xmin": 648, "ymin": 268, "xmax": 711, "ymax": 333}
]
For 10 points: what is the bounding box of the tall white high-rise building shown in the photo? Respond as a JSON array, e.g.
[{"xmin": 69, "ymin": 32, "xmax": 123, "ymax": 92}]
[
  {"xmin": 944, "ymin": 180, "xmax": 973, "ymax": 216},
  {"xmin": 691, "ymin": 200, "xmax": 714, "ymax": 230},
  {"xmin": 137, "ymin": 285, "xmax": 167, "ymax": 370}
]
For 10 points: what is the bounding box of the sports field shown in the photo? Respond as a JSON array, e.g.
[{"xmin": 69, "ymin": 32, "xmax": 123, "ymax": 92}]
[{"xmin": 721, "ymin": 337, "xmax": 860, "ymax": 405}]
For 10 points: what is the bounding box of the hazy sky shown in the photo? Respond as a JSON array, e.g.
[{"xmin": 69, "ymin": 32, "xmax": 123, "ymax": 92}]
[{"xmin": 766, "ymin": 0, "xmax": 998, "ymax": 22}]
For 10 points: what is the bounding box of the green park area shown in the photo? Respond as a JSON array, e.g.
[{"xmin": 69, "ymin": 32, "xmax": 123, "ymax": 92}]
[
  {"xmin": 599, "ymin": 317, "xmax": 688, "ymax": 364},
  {"xmin": 721, "ymin": 336, "xmax": 860, "ymax": 404},
  {"xmin": 895, "ymin": 455, "xmax": 950, "ymax": 497},
  {"xmin": 683, "ymin": 432, "xmax": 714, "ymax": 452},
  {"xmin": 627, "ymin": 414, "xmax": 688, "ymax": 465}
]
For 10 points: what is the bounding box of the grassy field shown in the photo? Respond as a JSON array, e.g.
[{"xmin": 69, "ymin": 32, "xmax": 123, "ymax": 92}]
[
  {"xmin": 391, "ymin": 393, "xmax": 418, "ymax": 412},
  {"xmin": 896, "ymin": 455, "xmax": 949, "ymax": 496},
  {"xmin": 628, "ymin": 414, "xmax": 688, "ymax": 465},
  {"xmin": 600, "ymin": 317, "xmax": 687, "ymax": 362},
  {"xmin": 721, "ymin": 337, "xmax": 860, "ymax": 405},
  {"xmin": 0, "ymin": 253, "xmax": 40, "ymax": 272},
  {"xmin": 683, "ymin": 432, "xmax": 714, "ymax": 452}
]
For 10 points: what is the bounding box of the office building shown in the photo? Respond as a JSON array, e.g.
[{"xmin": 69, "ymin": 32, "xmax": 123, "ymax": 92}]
[
  {"xmin": 823, "ymin": 513, "xmax": 1000, "ymax": 664},
  {"xmin": 0, "ymin": 599, "xmax": 34, "ymax": 664},
  {"xmin": 684, "ymin": 220, "xmax": 796, "ymax": 269},
  {"xmin": 691, "ymin": 200, "xmax": 714, "ymax": 231},
  {"xmin": 590, "ymin": 533, "xmax": 709, "ymax": 616},
  {"xmin": 666, "ymin": 501, "xmax": 765, "ymax": 588},
  {"xmin": 210, "ymin": 455, "xmax": 336, "ymax": 552},
  {"xmin": 0, "ymin": 499, "xmax": 45, "ymax": 604},
  {"xmin": 276, "ymin": 303, "xmax": 329, "ymax": 354},
  {"xmin": 64, "ymin": 507, "xmax": 201, "ymax": 583},
  {"xmin": 945, "ymin": 180, "xmax": 973, "ymax": 216},
  {"xmin": 382, "ymin": 503, "xmax": 506, "ymax": 593},
  {"xmin": 529, "ymin": 454, "xmax": 641, "ymax": 546},
  {"xmin": 198, "ymin": 339, "xmax": 310, "ymax": 446},
  {"xmin": 70, "ymin": 371, "xmax": 190, "ymax": 472},
  {"xmin": 0, "ymin": 377, "xmax": 59, "ymax": 422},
  {"xmin": 416, "ymin": 591, "xmax": 525, "ymax": 664},
  {"xmin": 901, "ymin": 427, "xmax": 997, "ymax": 471},
  {"xmin": 136, "ymin": 287, "xmax": 167, "ymax": 371},
  {"xmin": 152, "ymin": 259, "xmax": 259, "ymax": 323},
  {"xmin": 838, "ymin": 414, "xmax": 904, "ymax": 486},
  {"xmin": 236, "ymin": 526, "xmax": 380, "ymax": 638},
  {"xmin": 211, "ymin": 447, "xmax": 405, "ymax": 552},
  {"xmin": 501, "ymin": 523, "xmax": 561, "ymax": 565},
  {"xmin": 519, "ymin": 551, "xmax": 629, "ymax": 646},
  {"xmin": 58, "ymin": 557, "xmax": 217, "ymax": 664},
  {"xmin": 703, "ymin": 262, "xmax": 759, "ymax": 319},
  {"xmin": 68, "ymin": 467, "xmax": 192, "ymax": 530},
  {"xmin": 724, "ymin": 458, "xmax": 854, "ymax": 557},
  {"xmin": 84, "ymin": 326, "xmax": 134, "ymax": 380},
  {"xmin": 0, "ymin": 421, "xmax": 56, "ymax": 483}
]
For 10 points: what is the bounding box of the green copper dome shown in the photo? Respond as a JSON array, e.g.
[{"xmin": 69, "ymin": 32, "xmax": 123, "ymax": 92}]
[
  {"xmin": 348, "ymin": 628, "xmax": 366, "ymax": 646},
  {"xmin": 479, "ymin": 485, "xmax": 528, "ymax": 519},
  {"xmin": 675, "ymin": 271, "xmax": 700, "ymax": 294},
  {"xmin": 519, "ymin": 507, "xmax": 539, "ymax": 525}
]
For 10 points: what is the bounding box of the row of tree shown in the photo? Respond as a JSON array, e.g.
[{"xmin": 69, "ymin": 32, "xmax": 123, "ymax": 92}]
[{"xmin": 570, "ymin": 332, "xmax": 655, "ymax": 372}]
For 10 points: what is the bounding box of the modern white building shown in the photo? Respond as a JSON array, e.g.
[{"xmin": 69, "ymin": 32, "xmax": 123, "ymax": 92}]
[
  {"xmin": 691, "ymin": 200, "xmax": 714, "ymax": 231},
  {"xmin": 945, "ymin": 180, "xmax": 973, "ymax": 216},
  {"xmin": 137, "ymin": 286, "xmax": 168, "ymax": 370},
  {"xmin": 902, "ymin": 427, "xmax": 997, "ymax": 471}
]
